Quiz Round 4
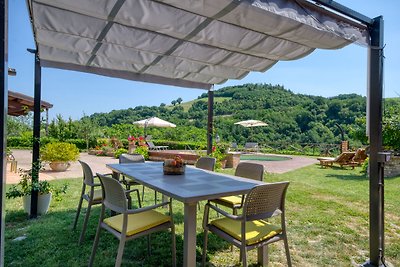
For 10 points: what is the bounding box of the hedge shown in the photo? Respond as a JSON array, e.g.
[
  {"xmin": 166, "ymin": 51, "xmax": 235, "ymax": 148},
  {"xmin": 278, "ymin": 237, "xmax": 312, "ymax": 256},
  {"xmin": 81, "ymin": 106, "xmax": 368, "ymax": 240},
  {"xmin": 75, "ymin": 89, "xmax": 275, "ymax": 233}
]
[{"xmin": 7, "ymin": 137, "xmax": 91, "ymax": 151}]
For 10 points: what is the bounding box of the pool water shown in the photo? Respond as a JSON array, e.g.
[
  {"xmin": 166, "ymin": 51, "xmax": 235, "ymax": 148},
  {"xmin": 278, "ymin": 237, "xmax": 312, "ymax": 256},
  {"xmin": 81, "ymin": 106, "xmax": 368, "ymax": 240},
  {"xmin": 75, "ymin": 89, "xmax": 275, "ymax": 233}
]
[{"xmin": 240, "ymin": 154, "xmax": 291, "ymax": 161}]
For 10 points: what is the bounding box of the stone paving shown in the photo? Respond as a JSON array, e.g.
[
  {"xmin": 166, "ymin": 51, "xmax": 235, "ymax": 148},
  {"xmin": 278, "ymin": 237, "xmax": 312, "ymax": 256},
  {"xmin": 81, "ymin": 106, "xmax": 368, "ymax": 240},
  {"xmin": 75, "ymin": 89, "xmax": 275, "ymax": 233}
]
[{"xmin": 5, "ymin": 149, "xmax": 318, "ymax": 184}]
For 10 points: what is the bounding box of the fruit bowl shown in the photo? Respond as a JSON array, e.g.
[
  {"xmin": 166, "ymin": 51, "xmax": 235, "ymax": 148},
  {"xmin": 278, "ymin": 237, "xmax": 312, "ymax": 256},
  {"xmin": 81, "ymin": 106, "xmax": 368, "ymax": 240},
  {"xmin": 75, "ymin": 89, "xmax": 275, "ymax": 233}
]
[{"xmin": 163, "ymin": 156, "xmax": 185, "ymax": 175}]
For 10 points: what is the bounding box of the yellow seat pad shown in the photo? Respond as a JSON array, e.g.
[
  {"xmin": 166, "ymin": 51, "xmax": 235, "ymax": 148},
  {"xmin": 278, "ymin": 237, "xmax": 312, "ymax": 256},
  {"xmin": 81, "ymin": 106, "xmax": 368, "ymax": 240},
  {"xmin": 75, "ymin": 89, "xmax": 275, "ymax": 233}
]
[
  {"xmin": 217, "ymin": 196, "xmax": 242, "ymax": 206},
  {"xmin": 211, "ymin": 217, "xmax": 281, "ymax": 245},
  {"xmin": 104, "ymin": 210, "xmax": 170, "ymax": 236},
  {"xmin": 93, "ymin": 189, "xmax": 103, "ymax": 201}
]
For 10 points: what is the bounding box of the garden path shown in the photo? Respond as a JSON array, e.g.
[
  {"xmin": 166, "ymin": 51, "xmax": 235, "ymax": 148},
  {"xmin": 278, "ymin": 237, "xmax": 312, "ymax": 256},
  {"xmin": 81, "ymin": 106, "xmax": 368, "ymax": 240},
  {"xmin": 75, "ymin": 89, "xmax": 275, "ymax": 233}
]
[{"xmin": 5, "ymin": 149, "xmax": 317, "ymax": 184}]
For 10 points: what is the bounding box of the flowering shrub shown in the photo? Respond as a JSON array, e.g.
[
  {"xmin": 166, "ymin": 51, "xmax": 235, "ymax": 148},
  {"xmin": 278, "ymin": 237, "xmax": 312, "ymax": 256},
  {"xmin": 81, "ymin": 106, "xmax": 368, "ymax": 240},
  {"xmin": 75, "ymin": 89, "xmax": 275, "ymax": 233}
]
[
  {"xmin": 211, "ymin": 144, "xmax": 228, "ymax": 169},
  {"xmin": 134, "ymin": 145, "xmax": 149, "ymax": 160},
  {"xmin": 128, "ymin": 135, "xmax": 146, "ymax": 146}
]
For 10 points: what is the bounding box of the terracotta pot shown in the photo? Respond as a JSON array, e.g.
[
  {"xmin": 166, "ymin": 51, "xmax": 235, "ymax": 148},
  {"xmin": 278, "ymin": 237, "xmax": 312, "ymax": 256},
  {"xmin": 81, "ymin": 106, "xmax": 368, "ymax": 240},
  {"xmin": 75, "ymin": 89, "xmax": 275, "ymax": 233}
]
[
  {"xmin": 128, "ymin": 143, "xmax": 137, "ymax": 154},
  {"xmin": 23, "ymin": 193, "xmax": 52, "ymax": 215},
  {"xmin": 49, "ymin": 161, "xmax": 70, "ymax": 172}
]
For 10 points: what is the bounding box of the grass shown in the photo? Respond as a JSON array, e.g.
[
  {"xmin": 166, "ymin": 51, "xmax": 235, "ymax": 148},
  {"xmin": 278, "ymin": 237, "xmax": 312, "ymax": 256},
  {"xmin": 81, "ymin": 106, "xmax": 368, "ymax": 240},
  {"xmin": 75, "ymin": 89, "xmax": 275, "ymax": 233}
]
[{"xmin": 4, "ymin": 164, "xmax": 400, "ymax": 266}]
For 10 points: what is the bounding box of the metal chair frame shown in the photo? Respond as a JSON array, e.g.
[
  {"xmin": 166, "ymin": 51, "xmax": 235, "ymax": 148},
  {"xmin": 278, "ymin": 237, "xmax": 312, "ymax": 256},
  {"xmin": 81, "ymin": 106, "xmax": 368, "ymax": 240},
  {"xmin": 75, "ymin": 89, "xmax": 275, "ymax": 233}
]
[
  {"xmin": 73, "ymin": 160, "xmax": 141, "ymax": 244},
  {"xmin": 89, "ymin": 174, "xmax": 176, "ymax": 267},
  {"xmin": 202, "ymin": 182, "xmax": 291, "ymax": 267},
  {"xmin": 211, "ymin": 162, "xmax": 264, "ymax": 214}
]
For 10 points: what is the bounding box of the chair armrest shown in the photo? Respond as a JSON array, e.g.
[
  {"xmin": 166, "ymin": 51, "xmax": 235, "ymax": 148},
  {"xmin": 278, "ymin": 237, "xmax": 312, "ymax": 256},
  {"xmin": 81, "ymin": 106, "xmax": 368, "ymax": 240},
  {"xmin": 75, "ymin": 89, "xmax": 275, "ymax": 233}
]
[
  {"xmin": 206, "ymin": 202, "xmax": 242, "ymax": 220},
  {"xmin": 124, "ymin": 188, "xmax": 140, "ymax": 195}
]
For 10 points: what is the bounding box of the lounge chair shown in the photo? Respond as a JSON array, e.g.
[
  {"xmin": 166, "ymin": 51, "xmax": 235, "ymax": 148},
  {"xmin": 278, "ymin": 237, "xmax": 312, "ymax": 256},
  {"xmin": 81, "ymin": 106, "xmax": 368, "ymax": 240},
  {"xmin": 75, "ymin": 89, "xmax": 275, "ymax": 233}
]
[
  {"xmin": 317, "ymin": 151, "xmax": 357, "ymax": 168},
  {"xmin": 353, "ymin": 148, "xmax": 368, "ymax": 165},
  {"xmin": 146, "ymin": 141, "xmax": 168, "ymax": 151},
  {"xmin": 244, "ymin": 142, "xmax": 259, "ymax": 153}
]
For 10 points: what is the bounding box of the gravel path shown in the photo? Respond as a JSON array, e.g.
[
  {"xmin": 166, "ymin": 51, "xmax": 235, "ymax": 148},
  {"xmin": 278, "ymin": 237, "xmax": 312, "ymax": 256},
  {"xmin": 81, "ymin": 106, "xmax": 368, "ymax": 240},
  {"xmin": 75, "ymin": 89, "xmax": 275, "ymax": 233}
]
[{"xmin": 5, "ymin": 149, "xmax": 318, "ymax": 184}]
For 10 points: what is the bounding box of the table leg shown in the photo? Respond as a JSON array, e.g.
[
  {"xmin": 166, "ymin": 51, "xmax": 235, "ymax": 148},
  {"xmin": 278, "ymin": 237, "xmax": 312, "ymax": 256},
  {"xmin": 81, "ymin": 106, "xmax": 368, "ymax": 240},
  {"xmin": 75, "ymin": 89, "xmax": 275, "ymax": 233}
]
[
  {"xmin": 183, "ymin": 202, "xmax": 197, "ymax": 267},
  {"xmin": 257, "ymin": 245, "xmax": 269, "ymax": 266}
]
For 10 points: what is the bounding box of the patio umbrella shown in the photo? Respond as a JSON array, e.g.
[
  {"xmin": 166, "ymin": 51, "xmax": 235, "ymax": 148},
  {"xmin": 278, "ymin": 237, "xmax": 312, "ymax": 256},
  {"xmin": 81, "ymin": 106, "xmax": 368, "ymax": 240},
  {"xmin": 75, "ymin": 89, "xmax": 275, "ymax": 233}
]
[
  {"xmin": 234, "ymin": 120, "xmax": 268, "ymax": 127},
  {"xmin": 133, "ymin": 116, "xmax": 176, "ymax": 136},
  {"xmin": 234, "ymin": 120, "xmax": 268, "ymax": 141}
]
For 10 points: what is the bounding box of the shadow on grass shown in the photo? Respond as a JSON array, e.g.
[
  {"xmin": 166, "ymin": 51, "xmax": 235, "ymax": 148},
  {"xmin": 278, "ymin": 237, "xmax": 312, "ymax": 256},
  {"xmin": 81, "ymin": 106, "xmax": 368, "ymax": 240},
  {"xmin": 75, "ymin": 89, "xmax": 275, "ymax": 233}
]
[
  {"xmin": 326, "ymin": 172, "xmax": 369, "ymax": 181},
  {"xmin": 5, "ymin": 207, "xmax": 185, "ymax": 266}
]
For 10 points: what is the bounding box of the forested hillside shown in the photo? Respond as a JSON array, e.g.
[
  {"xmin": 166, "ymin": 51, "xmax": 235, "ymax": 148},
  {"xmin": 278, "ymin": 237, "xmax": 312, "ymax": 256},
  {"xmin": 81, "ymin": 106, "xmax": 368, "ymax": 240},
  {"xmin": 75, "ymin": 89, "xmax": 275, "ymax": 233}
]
[
  {"xmin": 8, "ymin": 83, "xmax": 399, "ymax": 151},
  {"xmin": 88, "ymin": 83, "xmax": 373, "ymax": 146}
]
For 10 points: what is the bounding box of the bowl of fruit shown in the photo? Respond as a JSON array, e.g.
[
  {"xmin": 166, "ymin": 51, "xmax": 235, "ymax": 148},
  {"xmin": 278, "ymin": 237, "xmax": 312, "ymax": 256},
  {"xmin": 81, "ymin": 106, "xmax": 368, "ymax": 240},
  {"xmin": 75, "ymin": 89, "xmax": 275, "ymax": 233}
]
[{"xmin": 163, "ymin": 156, "xmax": 185, "ymax": 175}]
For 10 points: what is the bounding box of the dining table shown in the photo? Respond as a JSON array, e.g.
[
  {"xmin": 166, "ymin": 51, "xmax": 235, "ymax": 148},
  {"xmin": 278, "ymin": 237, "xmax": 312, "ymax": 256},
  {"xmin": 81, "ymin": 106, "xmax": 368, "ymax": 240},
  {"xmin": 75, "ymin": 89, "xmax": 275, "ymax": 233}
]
[{"xmin": 107, "ymin": 161, "xmax": 266, "ymax": 267}]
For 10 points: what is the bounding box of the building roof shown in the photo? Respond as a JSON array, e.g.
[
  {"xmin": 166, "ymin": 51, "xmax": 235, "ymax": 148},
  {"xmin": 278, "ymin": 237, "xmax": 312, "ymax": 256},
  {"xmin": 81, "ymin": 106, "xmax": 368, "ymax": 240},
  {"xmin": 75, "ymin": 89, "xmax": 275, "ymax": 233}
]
[{"xmin": 8, "ymin": 90, "xmax": 53, "ymax": 116}]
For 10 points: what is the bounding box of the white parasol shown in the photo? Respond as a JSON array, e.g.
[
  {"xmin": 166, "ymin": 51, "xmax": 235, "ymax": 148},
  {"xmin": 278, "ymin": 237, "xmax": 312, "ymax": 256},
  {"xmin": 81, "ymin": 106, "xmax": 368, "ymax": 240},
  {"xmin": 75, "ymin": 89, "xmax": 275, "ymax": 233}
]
[
  {"xmin": 234, "ymin": 120, "xmax": 268, "ymax": 127},
  {"xmin": 133, "ymin": 117, "xmax": 176, "ymax": 136}
]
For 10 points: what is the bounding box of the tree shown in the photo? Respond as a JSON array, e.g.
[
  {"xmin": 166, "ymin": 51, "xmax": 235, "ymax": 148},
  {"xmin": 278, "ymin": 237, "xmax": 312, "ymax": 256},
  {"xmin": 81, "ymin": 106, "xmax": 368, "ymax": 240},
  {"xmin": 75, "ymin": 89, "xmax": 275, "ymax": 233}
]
[
  {"xmin": 176, "ymin": 97, "xmax": 183, "ymax": 104},
  {"xmin": 171, "ymin": 100, "xmax": 177, "ymax": 106}
]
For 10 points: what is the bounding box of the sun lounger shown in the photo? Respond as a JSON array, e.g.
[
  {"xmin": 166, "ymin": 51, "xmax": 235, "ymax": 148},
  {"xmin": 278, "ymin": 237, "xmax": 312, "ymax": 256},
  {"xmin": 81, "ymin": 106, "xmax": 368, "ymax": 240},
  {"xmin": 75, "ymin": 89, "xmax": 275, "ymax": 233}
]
[
  {"xmin": 146, "ymin": 141, "xmax": 168, "ymax": 151},
  {"xmin": 353, "ymin": 148, "xmax": 368, "ymax": 165},
  {"xmin": 244, "ymin": 142, "xmax": 259, "ymax": 153},
  {"xmin": 317, "ymin": 151, "xmax": 357, "ymax": 168}
]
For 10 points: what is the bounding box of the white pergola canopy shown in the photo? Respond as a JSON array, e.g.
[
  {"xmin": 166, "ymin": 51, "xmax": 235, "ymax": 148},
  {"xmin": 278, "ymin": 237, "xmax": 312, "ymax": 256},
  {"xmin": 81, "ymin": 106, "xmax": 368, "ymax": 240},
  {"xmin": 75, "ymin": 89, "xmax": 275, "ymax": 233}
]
[{"xmin": 28, "ymin": 0, "xmax": 369, "ymax": 90}]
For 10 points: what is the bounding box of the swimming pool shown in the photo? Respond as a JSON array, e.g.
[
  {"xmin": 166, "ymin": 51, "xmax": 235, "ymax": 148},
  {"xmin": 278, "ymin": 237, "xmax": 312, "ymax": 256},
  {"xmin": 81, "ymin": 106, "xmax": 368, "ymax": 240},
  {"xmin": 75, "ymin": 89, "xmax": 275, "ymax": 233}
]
[{"xmin": 240, "ymin": 154, "xmax": 291, "ymax": 161}]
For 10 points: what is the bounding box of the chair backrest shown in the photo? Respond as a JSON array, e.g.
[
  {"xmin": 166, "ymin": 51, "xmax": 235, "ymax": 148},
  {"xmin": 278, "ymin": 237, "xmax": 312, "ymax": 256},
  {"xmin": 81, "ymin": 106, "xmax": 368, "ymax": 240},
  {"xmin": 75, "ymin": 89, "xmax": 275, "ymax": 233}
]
[
  {"xmin": 243, "ymin": 181, "xmax": 290, "ymax": 221},
  {"xmin": 235, "ymin": 162, "xmax": 264, "ymax": 181},
  {"xmin": 97, "ymin": 173, "xmax": 128, "ymax": 213},
  {"xmin": 244, "ymin": 142, "xmax": 258, "ymax": 149},
  {"xmin": 335, "ymin": 152, "xmax": 355, "ymax": 162},
  {"xmin": 146, "ymin": 141, "xmax": 155, "ymax": 148},
  {"xmin": 353, "ymin": 148, "xmax": 367, "ymax": 162},
  {"xmin": 195, "ymin": 156, "xmax": 216, "ymax": 171},
  {"xmin": 78, "ymin": 160, "xmax": 96, "ymax": 186},
  {"xmin": 119, "ymin": 153, "xmax": 145, "ymax": 164}
]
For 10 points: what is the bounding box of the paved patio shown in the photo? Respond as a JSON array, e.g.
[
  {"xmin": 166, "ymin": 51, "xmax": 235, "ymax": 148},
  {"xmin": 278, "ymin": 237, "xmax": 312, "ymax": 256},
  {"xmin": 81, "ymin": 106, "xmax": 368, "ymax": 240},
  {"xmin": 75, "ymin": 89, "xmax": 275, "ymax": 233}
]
[{"xmin": 5, "ymin": 149, "xmax": 318, "ymax": 184}]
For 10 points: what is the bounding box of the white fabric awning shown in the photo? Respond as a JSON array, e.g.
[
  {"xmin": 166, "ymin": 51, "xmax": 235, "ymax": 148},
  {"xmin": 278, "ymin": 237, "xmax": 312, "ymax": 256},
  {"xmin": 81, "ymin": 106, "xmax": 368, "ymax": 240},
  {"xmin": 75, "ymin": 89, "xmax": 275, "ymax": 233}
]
[{"xmin": 27, "ymin": 0, "xmax": 370, "ymax": 90}]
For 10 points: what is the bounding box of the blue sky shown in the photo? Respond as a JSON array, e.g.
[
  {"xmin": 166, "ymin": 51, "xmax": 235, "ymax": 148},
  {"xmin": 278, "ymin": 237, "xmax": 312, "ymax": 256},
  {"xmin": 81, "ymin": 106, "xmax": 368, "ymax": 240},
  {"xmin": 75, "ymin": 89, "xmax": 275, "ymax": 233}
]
[{"xmin": 8, "ymin": 1, "xmax": 400, "ymax": 120}]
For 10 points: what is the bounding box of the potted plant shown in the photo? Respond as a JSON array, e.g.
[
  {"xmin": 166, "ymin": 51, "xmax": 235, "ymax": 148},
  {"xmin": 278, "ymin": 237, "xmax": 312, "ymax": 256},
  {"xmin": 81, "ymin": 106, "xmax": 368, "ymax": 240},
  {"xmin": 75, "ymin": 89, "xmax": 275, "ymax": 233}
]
[
  {"xmin": 6, "ymin": 167, "xmax": 68, "ymax": 215},
  {"xmin": 211, "ymin": 144, "xmax": 228, "ymax": 169},
  {"xmin": 41, "ymin": 142, "xmax": 80, "ymax": 171}
]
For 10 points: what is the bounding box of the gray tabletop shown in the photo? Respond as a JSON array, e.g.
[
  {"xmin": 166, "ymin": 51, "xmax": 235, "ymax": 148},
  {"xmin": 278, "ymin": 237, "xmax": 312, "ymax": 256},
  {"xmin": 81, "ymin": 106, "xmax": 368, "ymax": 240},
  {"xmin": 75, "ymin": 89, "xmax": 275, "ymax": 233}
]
[{"xmin": 107, "ymin": 162, "xmax": 264, "ymax": 203}]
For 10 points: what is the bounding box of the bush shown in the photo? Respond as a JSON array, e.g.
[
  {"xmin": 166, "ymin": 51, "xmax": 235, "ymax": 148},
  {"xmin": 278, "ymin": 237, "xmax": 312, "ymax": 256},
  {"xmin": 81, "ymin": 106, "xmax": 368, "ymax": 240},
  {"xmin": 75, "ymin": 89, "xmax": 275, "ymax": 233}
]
[
  {"xmin": 134, "ymin": 146, "xmax": 149, "ymax": 160},
  {"xmin": 114, "ymin": 148, "xmax": 128, "ymax": 159},
  {"xmin": 153, "ymin": 140, "xmax": 207, "ymax": 150},
  {"xmin": 361, "ymin": 157, "xmax": 369, "ymax": 174},
  {"xmin": 41, "ymin": 142, "xmax": 80, "ymax": 162},
  {"xmin": 7, "ymin": 136, "xmax": 33, "ymax": 148},
  {"xmin": 64, "ymin": 139, "xmax": 89, "ymax": 150}
]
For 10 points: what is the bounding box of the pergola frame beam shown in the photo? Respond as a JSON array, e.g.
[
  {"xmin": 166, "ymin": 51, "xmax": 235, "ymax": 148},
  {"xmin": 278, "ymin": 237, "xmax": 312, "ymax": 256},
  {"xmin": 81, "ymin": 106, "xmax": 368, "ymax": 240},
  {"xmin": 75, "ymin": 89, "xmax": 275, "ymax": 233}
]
[
  {"xmin": 365, "ymin": 16, "xmax": 385, "ymax": 267},
  {"xmin": 0, "ymin": 0, "xmax": 7, "ymax": 265},
  {"xmin": 29, "ymin": 50, "xmax": 41, "ymax": 218},
  {"xmin": 0, "ymin": 1, "xmax": 387, "ymax": 266}
]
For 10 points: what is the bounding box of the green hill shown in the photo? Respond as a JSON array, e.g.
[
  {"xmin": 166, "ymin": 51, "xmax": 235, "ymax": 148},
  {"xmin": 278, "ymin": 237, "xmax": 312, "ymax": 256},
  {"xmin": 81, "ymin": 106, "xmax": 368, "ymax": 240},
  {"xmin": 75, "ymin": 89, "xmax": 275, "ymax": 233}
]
[
  {"xmin": 86, "ymin": 83, "xmax": 399, "ymax": 148},
  {"xmin": 169, "ymin": 97, "xmax": 231, "ymax": 112}
]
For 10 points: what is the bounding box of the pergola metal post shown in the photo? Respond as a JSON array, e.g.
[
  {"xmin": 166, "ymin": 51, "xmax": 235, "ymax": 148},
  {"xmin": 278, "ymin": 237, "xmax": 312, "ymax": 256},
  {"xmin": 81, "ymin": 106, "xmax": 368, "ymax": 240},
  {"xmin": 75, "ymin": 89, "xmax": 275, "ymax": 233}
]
[
  {"xmin": 207, "ymin": 86, "xmax": 214, "ymax": 155},
  {"xmin": 29, "ymin": 50, "xmax": 41, "ymax": 218},
  {"xmin": 0, "ymin": 0, "xmax": 7, "ymax": 265},
  {"xmin": 364, "ymin": 16, "xmax": 385, "ymax": 267}
]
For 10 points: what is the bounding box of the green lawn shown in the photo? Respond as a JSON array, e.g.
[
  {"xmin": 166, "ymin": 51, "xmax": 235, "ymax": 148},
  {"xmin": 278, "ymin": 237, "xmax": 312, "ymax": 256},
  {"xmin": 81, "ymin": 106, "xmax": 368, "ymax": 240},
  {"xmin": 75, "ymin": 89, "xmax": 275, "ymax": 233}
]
[{"xmin": 4, "ymin": 165, "xmax": 400, "ymax": 266}]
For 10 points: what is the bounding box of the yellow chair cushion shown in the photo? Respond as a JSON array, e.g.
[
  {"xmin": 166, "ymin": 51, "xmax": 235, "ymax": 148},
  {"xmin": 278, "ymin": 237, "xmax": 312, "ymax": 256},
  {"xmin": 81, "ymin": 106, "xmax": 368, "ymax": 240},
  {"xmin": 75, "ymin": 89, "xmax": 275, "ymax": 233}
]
[
  {"xmin": 217, "ymin": 196, "xmax": 242, "ymax": 206},
  {"xmin": 211, "ymin": 217, "xmax": 282, "ymax": 245},
  {"xmin": 93, "ymin": 189, "xmax": 103, "ymax": 201},
  {"xmin": 104, "ymin": 210, "xmax": 170, "ymax": 236}
]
